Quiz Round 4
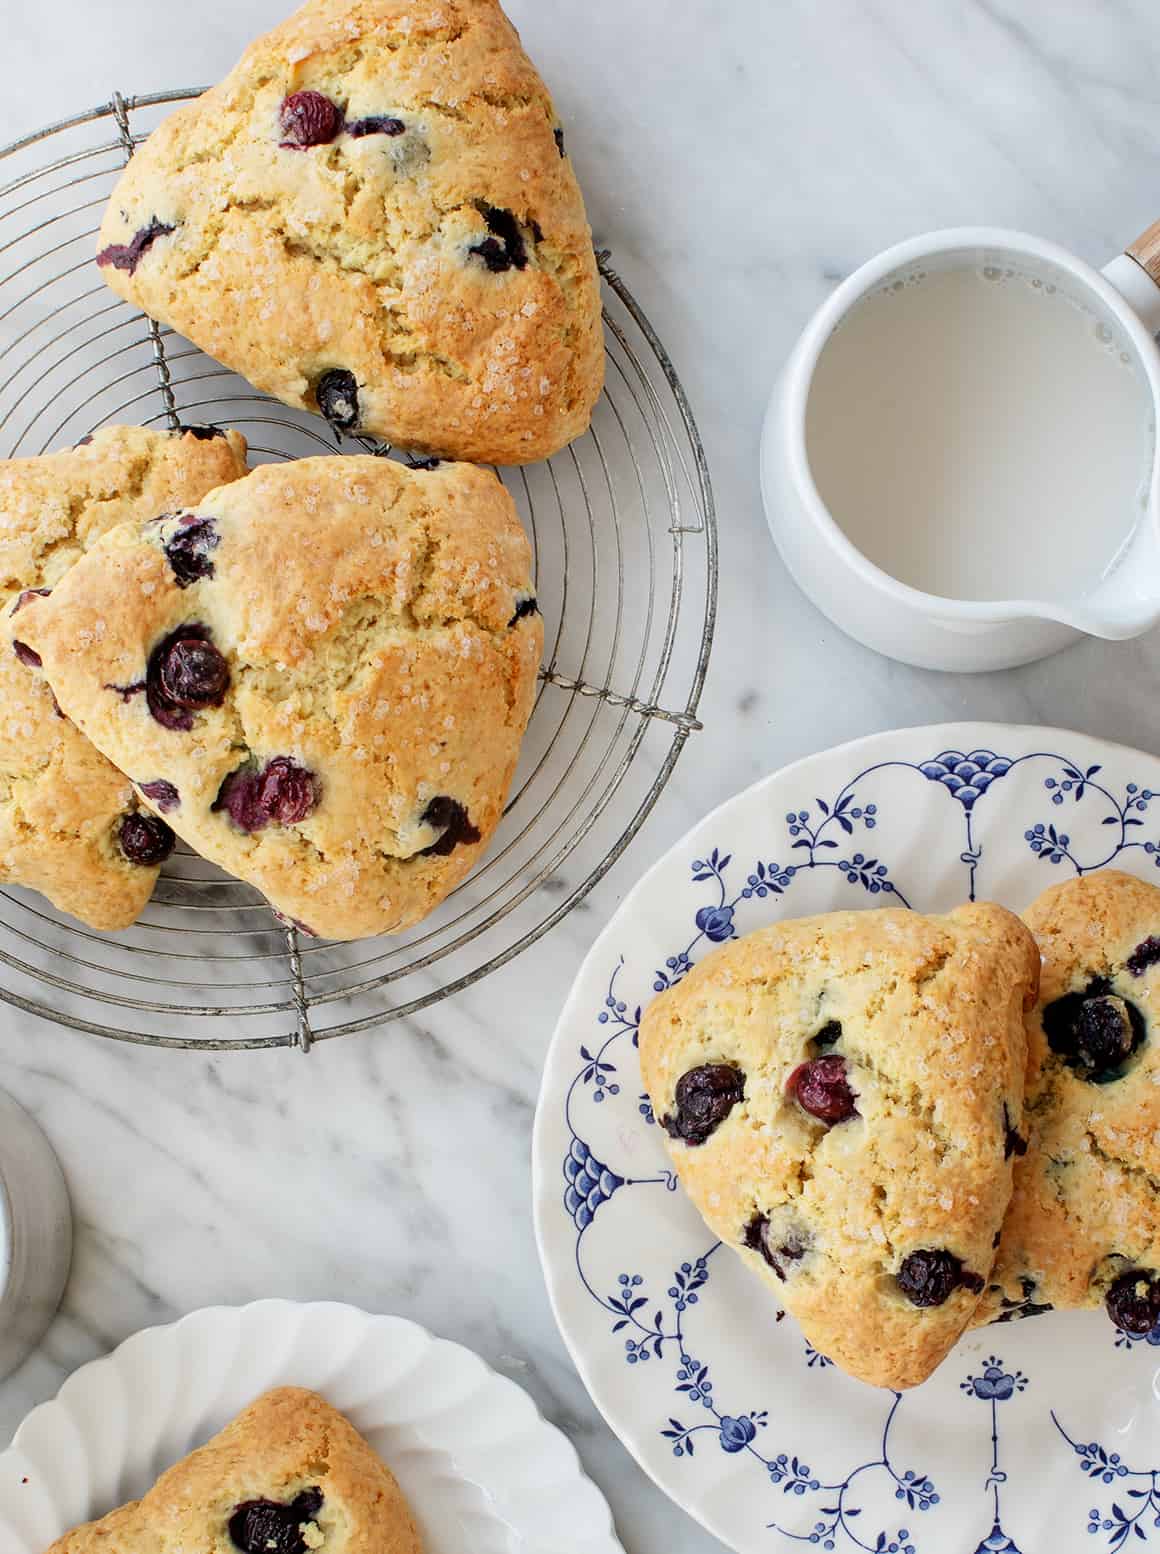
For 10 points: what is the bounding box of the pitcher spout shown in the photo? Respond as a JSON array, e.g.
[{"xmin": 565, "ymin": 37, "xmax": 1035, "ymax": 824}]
[{"xmin": 1041, "ymin": 516, "xmax": 1160, "ymax": 640}]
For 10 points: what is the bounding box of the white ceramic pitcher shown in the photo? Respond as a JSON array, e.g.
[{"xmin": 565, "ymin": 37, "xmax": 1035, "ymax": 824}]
[
  {"xmin": 0, "ymin": 1088, "xmax": 71, "ymax": 1381},
  {"xmin": 761, "ymin": 223, "xmax": 1160, "ymax": 672}
]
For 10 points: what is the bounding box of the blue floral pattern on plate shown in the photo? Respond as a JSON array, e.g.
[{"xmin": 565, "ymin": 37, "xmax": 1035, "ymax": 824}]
[{"xmin": 533, "ymin": 727, "xmax": 1160, "ymax": 1554}]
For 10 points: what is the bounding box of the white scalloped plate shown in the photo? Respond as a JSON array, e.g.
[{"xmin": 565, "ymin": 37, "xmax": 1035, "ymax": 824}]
[
  {"xmin": 534, "ymin": 724, "xmax": 1160, "ymax": 1554},
  {"xmin": 0, "ymin": 1300, "xmax": 623, "ymax": 1554}
]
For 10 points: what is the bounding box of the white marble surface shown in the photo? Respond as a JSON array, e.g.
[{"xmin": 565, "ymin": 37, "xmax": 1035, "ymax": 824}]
[{"xmin": 3, "ymin": 3, "xmax": 1160, "ymax": 1550}]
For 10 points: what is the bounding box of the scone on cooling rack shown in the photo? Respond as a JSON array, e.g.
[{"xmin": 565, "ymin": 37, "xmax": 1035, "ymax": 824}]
[
  {"xmin": 17, "ymin": 455, "xmax": 543, "ymax": 942},
  {"xmin": 639, "ymin": 904, "xmax": 1040, "ymax": 1390},
  {"xmin": 46, "ymin": 1386, "xmax": 421, "ymax": 1554},
  {"xmin": 978, "ymin": 871, "xmax": 1160, "ymax": 1336},
  {"xmin": 94, "ymin": 0, "xmax": 604, "ymax": 465},
  {"xmin": 0, "ymin": 424, "xmax": 248, "ymax": 930}
]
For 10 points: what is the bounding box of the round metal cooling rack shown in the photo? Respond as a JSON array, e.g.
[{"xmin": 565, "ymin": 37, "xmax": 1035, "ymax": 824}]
[{"xmin": 0, "ymin": 90, "xmax": 716, "ymax": 1050}]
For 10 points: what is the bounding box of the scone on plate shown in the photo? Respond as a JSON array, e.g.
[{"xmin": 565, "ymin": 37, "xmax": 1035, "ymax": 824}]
[
  {"xmin": 980, "ymin": 871, "xmax": 1160, "ymax": 1335},
  {"xmin": 95, "ymin": 0, "xmax": 604, "ymax": 465},
  {"xmin": 0, "ymin": 424, "xmax": 248, "ymax": 930},
  {"xmin": 46, "ymin": 1386, "xmax": 420, "ymax": 1554},
  {"xmin": 639, "ymin": 904, "xmax": 1040, "ymax": 1390},
  {"xmin": 18, "ymin": 455, "xmax": 543, "ymax": 942}
]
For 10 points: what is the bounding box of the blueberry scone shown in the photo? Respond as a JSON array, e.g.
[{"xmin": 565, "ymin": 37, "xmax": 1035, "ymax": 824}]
[
  {"xmin": 0, "ymin": 424, "xmax": 248, "ymax": 930},
  {"xmin": 95, "ymin": 0, "xmax": 603, "ymax": 465},
  {"xmin": 46, "ymin": 1386, "xmax": 421, "ymax": 1554},
  {"xmin": 18, "ymin": 455, "xmax": 542, "ymax": 941},
  {"xmin": 980, "ymin": 871, "xmax": 1160, "ymax": 1335},
  {"xmin": 639, "ymin": 904, "xmax": 1040, "ymax": 1389}
]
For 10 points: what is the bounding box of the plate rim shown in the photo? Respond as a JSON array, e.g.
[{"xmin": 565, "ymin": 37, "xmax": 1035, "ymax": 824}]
[
  {"xmin": 532, "ymin": 718, "xmax": 1160, "ymax": 1553},
  {"xmin": 0, "ymin": 1296, "xmax": 625, "ymax": 1554}
]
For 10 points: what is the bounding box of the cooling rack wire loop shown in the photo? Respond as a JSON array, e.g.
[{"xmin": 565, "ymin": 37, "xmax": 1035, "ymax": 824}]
[{"xmin": 0, "ymin": 90, "xmax": 717, "ymax": 1049}]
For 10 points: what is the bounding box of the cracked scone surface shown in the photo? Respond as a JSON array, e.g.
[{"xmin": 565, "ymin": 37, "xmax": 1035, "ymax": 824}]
[
  {"xmin": 95, "ymin": 0, "xmax": 603, "ymax": 464},
  {"xmin": 979, "ymin": 871, "xmax": 1160, "ymax": 1330},
  {"xmin": 47, "ymin": 1386, "xmax": 421, "ymax": 1554},
  {"xmin": 0, "ymin": 424, "xmax": 248, "ymax": 930},
  {"xmin": 19, "ymin": 455, "xmax": 542, "ymax": 942},
  {"xmin": 638, "ymin": 904, "xmax": 1040, "ymax": 1389}
]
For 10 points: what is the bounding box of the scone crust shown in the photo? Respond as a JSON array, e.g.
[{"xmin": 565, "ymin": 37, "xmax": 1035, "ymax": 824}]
[
  {"xmin": 0, "ymin": 425, "xmax": 248, "ymax": 929},
  {"xmin": 639, "ymin": 903, "xmax": 1040, "ymax": 1389},
  {"xmin": 46, "ymin": 1386, "xmax": 421, "ymax": 1554},
  {"xmin": 95, "ymin": 0, "xmax": 603, "ymax": 464},
  {"xmin": 981, "ymin": 871, "xmax": 1160, "ymax": 1321},
  {"xmin": 20, "ymin": 455, "xmax": 543, "ymax": 941}
]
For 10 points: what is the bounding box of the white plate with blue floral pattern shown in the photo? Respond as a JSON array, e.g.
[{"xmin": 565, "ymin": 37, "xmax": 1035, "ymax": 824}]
[
  {"xmin": 0, "ymin": 1300, "xmax": 624, "ymax": 1554},
  {"xmin": 533, "ymin": 724, "xmax": 1160, "ymax": 1554}
]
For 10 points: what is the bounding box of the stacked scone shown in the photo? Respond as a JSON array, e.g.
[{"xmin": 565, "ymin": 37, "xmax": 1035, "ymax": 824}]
[
  {"xmin": 639, "ymin": 874, "xmax": 1160, "ymax": 1389},
  {"xmin": 0, "ymin": 0, "xmax": 603, "ymax": 939}
]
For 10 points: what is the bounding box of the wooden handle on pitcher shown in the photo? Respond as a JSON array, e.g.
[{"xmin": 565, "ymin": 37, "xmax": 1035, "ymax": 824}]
[{"xmin": 1127, "ymin": 220, "xmax": 1160, "ymax": 286}]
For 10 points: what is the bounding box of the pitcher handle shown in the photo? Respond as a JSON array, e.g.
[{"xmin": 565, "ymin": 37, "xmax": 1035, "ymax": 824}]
[{"xmin": 1104, "ymin": 222, "xmax": 1160, "ymax": 334}]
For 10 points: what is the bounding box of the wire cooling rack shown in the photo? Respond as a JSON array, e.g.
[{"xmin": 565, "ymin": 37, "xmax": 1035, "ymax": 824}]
[{"xmin": 0, "ymin": 90, "xmax": 716, "ymax": 1050}]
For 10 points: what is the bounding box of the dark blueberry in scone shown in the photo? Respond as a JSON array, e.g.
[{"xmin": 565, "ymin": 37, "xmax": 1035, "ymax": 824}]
[
  {"xmin": 1106, "ymin": 1269, "xmax": 1160, "ymax": 1335},
  {"xmin": 994, "ymin": 1275, "xmax": 1053, "ymax": 1323},
  {"xmin": 176, "ymin": 423, "xmax": 227, "ymax": 440},
  {"xmin": 138, "ymin": 778, "xmax": 180, "ymax": 813},
  {"xmin": 742, "ymin": 1213, "xmax": 808, "ymax": 1280},
  {"xmin": 144, "ymin": 625, "xmax": 229, "ymax": 730},
  {"xmin": 228, "ymin": 1489, "xmax": 324, "ymax": 1554},
  {"xmin": 554, "ymin": 126, "xmax": 566, "ymax": 156},
  {"xmin": 787, "ymin": 1055, "xmax": 858, "ymax": 1125},
  {"xmin": 163, "ymin": 515, "xmax": 220, "ymax": 587},
  {"xmin": 662, "ymin": 1063, "xmax": 745, "ymax": 1146},
  {"xmin": 75, "ymin": 434, "xmax": 94, "ymax": 446},
  {"xmin": 348, "ymin": 114, "xmax": 406, "ymax": 137},
  {"xmin": 812, "ymin": 1019, "xmax": 842, "ymax": 1048},
  {"xmin": 469, "ymin": 205, "xmax": 530, "ymax": 273},
  {"xmin": 896, "ymin": 1249, "xmax": 983, "ymax": 1307},
  {"xmin": 418, "ymin": 795, "xmax": 481, "ymax": 856},
  {"xmin": 1002, "ymin": 1102, "xmax": 1027, "ymax": 1158},
  {"xmin": 278, "ymin": 90, "xmax": 343, "ymax": 148},
  {"xmin": 1128, "ymin": 936, "xmax": 1160, "ymax": 976},
  {"xmin": 117, "ymin": 810, "xmax": 175, "ymax": 866},
  {"xmin": 1042, "ymin": 978, "xmax": 1146, "ymax": 1080},
  {"xmin": 316, "ymin": 368, "xmax": 360, "ymax": 432},
  {"xmin": 12, "ymin": 587, "xmax": 51, "ymax": 614},
  {"xmin": 11, "ymin": 639, "xmax": 41, "ymax": 668},
  {"xmin": 214, "ymin": 757, "xmax": 319, "ymax": 833},
  {"xmin": 508, "ymin": 595, "xmax": 540, "ymax": 626},
  {"xmin": 96, "ymin": 218, "xmax": 175, "ymax": 274}
]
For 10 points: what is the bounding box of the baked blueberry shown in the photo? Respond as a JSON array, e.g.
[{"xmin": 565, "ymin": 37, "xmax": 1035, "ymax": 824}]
[
  {"xmin": 144, "ymin": 624, "xmax": 229, "ymax": 730},
  {"xmin": 787, "ymin": 1054, "xmax": 858, "ymax": 1125},
  {"xmin": 554, "ymin": 126, "xmax": 566, "ymax": 157},
  {"xmin": 1043, "ymin": 978, "xmax": 1145, "ymax": 1081},
  {"xmin": 163, "ymin": 515, "xmax": 219, "ymax": 587},
  {"xmin": 1002, "ymin": 1102, "xmax": 1027, "ymax": 1158},
  {"xmin": 138, "ymin": 779, "xmax": 180, "ymax": 813},
  {"xmin": 469, "ymin": 205, "xmax": 529, "ymax": 272},
  {"xmin": 418, "ymin": 795, "xmax": 480, "ymax": 856},
  {"xmin": 12, "ymin": 587, "xmax": 50, "ymax": 614},
  {"xmin": 742, "ymin": 1213, "xmax": 808, "ymax": 1280},
  {"xmin": 176, "ymin": 423, "xmax": 226, "ymax": 440},
  {"xmin": 896, "ymin": 1249, "xmax": 983, "ymax": 1307},
  {"xmin": 214, "ymin": 757, "xmax": 318, "ymax": 833},
  {"xmin": 96, "ymin": 218, "xmax": 175, "ymax": 275},
  {"xmin": 278, "ymin": 91, "xmax": 343, "ymax": 148},
  {"xmin": 11, "ymin": 639, "xmax": 41, "ymax": 668},
  {"xmin": 995, "ymin": 1274, "xmax": 1053, "ymax": 1323},
  {"xmin": 228, "ymin": 1489, "xmax": 324, "ymax": 1554},
  {"xmin": 117, "ymin": 811, "xmax": 175, "ymax": 866},
  {"xmin": 812, "ymin": 1019, "xmax": 842, "ymax": 1048},
  {"xmin": 662, "ymin": 1063, "xmax": 744, "ymax": 1146},
  {"xmin": 348, "ymin": 114, "xmax": 405, "ymax": 137},
  {"xmin": 1106, "ymin": 1269, "xmax": 1160, "ymax": 1335},
  {"xmin": 508, "ymin": 595, "xmax": 540, "ymax": 626},
  {"xmin": 1127, "ymin": 936, "xmax": 1160, "ymax": 977},
  {"xmin": 316, "ymin": 369, "xmax": 360, "ymax": 432}
]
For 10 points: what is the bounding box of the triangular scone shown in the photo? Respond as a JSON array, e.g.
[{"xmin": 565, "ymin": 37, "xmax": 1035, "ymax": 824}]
[
  {"xmin": 95, "ymin": 0, "xmax": 603, "ymax": 465},
  {"xmin": 639, "ymin": 904, "xmax": 1040, "ymax": 1390},
  {"xmin": 18, "ymin": 456, "xmax": 542, "ymax": 942},
  {"xmin": 0, "ymin": 425, "xmax": 248, "ymax": 930},
  {"xmin": 978, "ymin": 872, "xmax": 1160, "ymax": 1334},
  {"xmin": 46, "ymin": 1387, "xmax": 421, "ymax": 1554}
]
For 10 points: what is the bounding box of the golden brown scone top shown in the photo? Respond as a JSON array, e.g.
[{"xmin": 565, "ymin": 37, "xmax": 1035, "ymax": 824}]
[
  {"xmin": 46, "ymin": 1387, "xmax": 421, "ymax": 1554},
  {"xmin": 0, "ymin": 424, "xmax": 249, "ymax": 930},
  {"xmin": 981, "ymin": 871, "xmax": 1160, "ymax": 1328},
  {"xmin": 20, "ymin": 455, "xmax": 543, "ymax": 941},
  {"xmin": 95, "ymin": 0, "xmax": 604, "ymax": 464},
  {"xmin": 639, "ymin": 903, "xmax": 1040, "ymax": 1389}
]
